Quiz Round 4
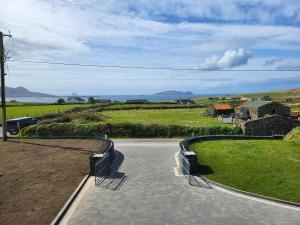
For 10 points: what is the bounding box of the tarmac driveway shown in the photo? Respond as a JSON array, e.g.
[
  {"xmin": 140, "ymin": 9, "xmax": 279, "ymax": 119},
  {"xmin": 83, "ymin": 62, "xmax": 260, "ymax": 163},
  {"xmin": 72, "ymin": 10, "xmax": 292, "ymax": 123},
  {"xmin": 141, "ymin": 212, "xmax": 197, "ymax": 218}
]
[{"xmin": 60, "ymin": 139, "xmax": 300, "ymax": 225}]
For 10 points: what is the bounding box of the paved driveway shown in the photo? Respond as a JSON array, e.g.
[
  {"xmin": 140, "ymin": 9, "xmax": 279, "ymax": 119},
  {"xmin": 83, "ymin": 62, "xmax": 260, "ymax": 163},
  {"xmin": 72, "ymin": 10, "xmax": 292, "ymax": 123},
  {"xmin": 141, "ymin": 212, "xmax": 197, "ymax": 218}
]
[{"xmin": 60, "ymin": 139, "xmax": 300, "ymax": 225}]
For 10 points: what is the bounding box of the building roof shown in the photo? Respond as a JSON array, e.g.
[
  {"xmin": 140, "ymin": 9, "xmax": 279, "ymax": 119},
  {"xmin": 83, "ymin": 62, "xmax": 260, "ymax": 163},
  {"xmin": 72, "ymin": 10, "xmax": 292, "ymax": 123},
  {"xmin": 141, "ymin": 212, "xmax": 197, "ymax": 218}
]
[
  {"xmin": 242, "ymin": 100, "xmax": 272, "ymax": 108},
  {"xmin": 212, "ymin": 103, "xmax": 233, "ymax": 110}
]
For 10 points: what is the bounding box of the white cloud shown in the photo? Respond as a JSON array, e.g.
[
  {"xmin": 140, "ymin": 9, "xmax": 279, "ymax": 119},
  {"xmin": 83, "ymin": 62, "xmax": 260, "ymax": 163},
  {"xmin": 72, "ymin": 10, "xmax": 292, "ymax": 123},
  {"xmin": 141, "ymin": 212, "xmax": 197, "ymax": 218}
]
[{"xmin": 198, "ymin": 48, "xmax": 252, "ymax": 69}]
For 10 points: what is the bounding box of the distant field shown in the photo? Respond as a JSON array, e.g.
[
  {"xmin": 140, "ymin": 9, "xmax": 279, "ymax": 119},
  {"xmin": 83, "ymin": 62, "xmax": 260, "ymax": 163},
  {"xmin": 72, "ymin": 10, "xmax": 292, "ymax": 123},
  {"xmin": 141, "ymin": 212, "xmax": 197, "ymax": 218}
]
[
  {"xmin": 291, "ymin": 106, "xmax": 300, "ymax": 111},
  {"xmin": 102, "ymin": 108, "xmax": 230, "ymax": 127},
  {"xmin": 104, "ymin": 103, "xmax": 203, "ymax": 110},
  {"xmin": 0, "ymin": 104, "xmax": 86, "ymax": 122},
  {"xmin": 191, "ymin": 139, "xmax": 300, "ymax": 203}
]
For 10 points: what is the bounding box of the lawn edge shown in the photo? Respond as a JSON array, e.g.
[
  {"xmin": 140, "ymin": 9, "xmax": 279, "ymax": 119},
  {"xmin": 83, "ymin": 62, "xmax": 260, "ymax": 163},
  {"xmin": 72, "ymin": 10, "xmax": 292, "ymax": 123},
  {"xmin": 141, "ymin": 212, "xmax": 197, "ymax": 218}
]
[
  {"xmin": 180, "ymin": 135, "xmax": 300, "ymax": 208},
  {"xmin": 200, "ymin": 175, "xmax": 300, "ymax": 208},
  {"xmin": 50, "ymin": 174, "xmax": 90, "ymax": 225}
]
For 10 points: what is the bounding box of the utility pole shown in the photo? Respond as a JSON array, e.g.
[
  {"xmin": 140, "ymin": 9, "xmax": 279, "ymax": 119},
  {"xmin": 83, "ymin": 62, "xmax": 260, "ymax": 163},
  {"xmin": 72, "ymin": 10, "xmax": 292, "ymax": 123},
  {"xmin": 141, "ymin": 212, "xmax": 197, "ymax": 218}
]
[{"xmin": 0, "ymin": 31, "xmax": 12, "ymax": 141}]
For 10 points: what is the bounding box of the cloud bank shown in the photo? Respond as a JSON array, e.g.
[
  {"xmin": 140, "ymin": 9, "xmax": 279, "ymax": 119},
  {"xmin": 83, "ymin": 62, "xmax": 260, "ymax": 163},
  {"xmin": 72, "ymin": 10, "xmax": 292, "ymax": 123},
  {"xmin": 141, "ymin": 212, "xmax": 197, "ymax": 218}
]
[{"xmin": 198, "ymin": 48, "xmax": 252, "ymax": 69}]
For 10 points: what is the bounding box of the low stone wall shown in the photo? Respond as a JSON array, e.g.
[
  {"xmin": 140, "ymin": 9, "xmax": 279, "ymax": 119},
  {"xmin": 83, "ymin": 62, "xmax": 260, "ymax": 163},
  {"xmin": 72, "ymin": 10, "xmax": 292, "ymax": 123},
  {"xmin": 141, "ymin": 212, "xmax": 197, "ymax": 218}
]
[
  {"xmin": 180, "ymin": 135, "xmax": 283, "ymax": 174},
  {"xmin": 242, "ymin": 115, "xmax": 299, "ymax": 136}
]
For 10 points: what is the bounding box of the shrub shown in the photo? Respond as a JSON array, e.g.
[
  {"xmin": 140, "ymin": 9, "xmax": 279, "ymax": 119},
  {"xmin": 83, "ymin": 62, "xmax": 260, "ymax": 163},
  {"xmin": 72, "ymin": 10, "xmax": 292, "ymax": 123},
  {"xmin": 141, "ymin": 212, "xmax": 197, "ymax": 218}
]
[
  {"xmin": 57, "ymin": 98, "xmax": 66, "ymax": 104},
  {"xmin": 284, "ymin": 127, "xmax": 300, "ymax": 144},
  {"xmin": 88, "ymin": 97, "xmax": 96, "ymax": 104},
  {"xmin": 72, "ymin": 112, "xmax": 103, "ymax": 122},
  {"xmin": 39, "ymin": 114, "xmax": 72, "ymax": 124}
]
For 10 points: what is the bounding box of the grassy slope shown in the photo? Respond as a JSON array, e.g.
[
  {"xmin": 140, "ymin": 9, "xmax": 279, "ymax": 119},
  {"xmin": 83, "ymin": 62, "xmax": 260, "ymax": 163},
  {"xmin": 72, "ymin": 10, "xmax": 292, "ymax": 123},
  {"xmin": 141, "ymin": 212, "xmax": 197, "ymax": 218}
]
[
  {"xmin": 291, "ymin": 106, "xmax": 300, "ymax": 111},
  {"xmin": 1, "ymin": 104, "xmax": 87, "ymax": 121},
  {"xmin": 244, "ymin": 88, "xmax": 300, "ymax": 103},
  {"xmin": 191, "ymin": 139, "xmax": 300, "ymax": 203},
  {"xmin": 102, "ymin": 108, "xmax": 230, "ymax": 127},
  {"xmin": 192, "ymin": 88, "xmax": 300, "ymax": 104}
]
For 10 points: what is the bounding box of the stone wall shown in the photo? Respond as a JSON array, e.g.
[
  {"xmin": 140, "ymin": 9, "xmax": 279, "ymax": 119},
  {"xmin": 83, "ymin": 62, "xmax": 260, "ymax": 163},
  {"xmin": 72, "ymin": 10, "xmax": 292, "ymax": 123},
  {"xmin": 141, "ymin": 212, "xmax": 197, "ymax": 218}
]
[
  {"xmin": 258, "ymin": 102, "xmax": 290, "ymax": 118},
  {"xmin": 242, "ymin": 115, "xmax": 299, "ymax": 136}
]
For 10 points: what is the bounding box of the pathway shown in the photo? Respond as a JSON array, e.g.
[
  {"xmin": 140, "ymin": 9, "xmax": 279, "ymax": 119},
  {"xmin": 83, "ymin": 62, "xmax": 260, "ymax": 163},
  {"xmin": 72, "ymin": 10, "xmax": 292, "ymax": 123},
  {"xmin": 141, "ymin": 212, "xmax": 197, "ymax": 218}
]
[{"xmin": 60, "ymin": 139, "xmax": 300, "ymax": 225}]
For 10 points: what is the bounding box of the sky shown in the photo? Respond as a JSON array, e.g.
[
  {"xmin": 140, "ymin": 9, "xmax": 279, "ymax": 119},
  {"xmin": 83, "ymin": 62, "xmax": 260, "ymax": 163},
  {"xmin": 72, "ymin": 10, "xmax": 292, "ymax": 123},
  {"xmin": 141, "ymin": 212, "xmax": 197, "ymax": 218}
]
[{"xmin": 0, "ymin": 0, "xmax": 300, "ymax": 95}]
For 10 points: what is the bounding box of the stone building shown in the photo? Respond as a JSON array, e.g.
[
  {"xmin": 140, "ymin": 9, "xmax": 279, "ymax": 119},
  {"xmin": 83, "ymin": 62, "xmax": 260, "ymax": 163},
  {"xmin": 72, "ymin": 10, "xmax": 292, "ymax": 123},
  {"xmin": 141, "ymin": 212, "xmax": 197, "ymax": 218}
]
[{"xmin": 240, "ymin": 100, "xmax": 290, "ymax": 120}]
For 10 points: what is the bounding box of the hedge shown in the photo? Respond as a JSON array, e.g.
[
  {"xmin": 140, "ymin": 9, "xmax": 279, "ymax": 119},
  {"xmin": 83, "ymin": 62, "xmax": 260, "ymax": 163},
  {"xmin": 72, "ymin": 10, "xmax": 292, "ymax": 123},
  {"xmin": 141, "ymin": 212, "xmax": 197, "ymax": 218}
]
[{"xmin": 21, "ymin": 122, "xmax": 242, "ymax": 138}]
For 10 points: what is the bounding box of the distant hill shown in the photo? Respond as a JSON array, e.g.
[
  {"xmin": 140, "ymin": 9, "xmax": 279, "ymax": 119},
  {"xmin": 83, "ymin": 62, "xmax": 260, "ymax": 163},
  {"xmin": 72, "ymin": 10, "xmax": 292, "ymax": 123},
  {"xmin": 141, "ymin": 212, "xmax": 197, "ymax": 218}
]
[
  {"xmin": 154, "ymin": 90, "xmax": 194, "ymax": 95},
  {"xmin": 2, "ymin": 86, "xmax": 55, "ymax": 97}
]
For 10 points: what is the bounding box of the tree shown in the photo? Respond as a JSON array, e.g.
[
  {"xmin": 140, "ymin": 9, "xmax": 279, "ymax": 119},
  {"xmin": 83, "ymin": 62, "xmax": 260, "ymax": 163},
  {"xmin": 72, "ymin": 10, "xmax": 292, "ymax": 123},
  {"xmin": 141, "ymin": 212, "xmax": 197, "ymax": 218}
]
[
  {"xmin": 57, "ymin": 98, "xmax": 66, "ymax": 104},
  {"xmin": 88, "ymin": 97, "xmax": 96, "ymax": 104},
  {"xmin": 261, "ymin": 95, "xmax": 272, "ymax": 101}
]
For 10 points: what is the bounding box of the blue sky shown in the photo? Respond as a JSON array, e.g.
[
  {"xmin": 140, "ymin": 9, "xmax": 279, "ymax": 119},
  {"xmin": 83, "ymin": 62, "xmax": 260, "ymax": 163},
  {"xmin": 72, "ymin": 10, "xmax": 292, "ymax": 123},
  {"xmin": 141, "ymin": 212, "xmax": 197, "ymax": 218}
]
[{"xmin": 0, "ymin": 0, "xmax": 300, "ymax": 95}]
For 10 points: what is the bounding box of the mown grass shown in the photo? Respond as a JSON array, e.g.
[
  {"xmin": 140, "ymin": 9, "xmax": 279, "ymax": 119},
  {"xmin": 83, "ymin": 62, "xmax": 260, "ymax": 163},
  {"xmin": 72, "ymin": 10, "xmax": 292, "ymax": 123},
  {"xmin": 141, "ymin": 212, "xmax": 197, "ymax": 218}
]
[
  {"xmin": 1, "ymin": 104, "xmax": 88, "ymax": 122},
  {"xmin": 102, "ymin": 108, "xmax": 230, "ymax": 127},
  {"xmin": 191, "ymin": 139, "xmax": 300, "ymax": 203}
]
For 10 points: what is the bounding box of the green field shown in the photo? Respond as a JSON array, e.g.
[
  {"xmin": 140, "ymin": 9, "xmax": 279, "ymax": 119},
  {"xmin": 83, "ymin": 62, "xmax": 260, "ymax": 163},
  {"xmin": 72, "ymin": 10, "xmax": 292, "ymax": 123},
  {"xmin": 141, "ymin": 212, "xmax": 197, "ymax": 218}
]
[
  {"xmin": 1, "ymin": 104, "xmax": 87, "ymax": 122},
  {"xmin": 191, "ymin": 139, "xmax": 300, "ymax": 203},
  {"xmin": 102, "ymin": 103, "xmax": 205, "ymax": 110},
  {"xmin": 102, "ymin": 108, "xmax": 229, "ymax": 127}
]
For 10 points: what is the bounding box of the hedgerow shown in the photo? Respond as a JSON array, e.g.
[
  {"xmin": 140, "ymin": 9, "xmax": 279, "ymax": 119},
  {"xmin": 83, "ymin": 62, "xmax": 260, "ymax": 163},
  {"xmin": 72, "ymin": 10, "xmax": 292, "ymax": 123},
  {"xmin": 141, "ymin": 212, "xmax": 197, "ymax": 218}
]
[{"xmin": 21, "ymin": 122, "xmax": 242, "ymax": 138}]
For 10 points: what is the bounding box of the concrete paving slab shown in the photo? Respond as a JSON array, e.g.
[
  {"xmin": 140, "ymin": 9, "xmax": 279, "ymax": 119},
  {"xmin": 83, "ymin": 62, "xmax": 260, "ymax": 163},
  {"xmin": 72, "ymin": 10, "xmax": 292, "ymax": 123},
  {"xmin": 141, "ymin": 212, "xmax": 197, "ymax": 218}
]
[{"xmin": 60, "ymin": 139, "xmax": 300, "ymax": 225}]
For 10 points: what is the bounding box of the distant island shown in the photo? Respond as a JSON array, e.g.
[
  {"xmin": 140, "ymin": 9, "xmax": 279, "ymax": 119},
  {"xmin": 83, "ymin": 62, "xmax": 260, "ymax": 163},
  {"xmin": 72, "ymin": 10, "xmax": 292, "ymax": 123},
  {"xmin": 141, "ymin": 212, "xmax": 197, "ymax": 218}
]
[
  {"xmin": 154, "ymin": 90, "xmax": 194, "ymax": 96},
  {"xmin": 2, "ymin": 86, "xmax": 56, "ymax": 97}
]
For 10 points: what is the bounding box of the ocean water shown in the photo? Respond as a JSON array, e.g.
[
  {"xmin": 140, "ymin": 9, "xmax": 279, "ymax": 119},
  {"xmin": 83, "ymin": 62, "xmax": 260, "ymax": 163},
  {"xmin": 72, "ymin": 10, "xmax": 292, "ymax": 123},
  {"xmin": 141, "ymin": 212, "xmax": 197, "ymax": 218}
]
[{"xmin": 6, "ymin": 94, "xmax": 215, "ymax": 103}]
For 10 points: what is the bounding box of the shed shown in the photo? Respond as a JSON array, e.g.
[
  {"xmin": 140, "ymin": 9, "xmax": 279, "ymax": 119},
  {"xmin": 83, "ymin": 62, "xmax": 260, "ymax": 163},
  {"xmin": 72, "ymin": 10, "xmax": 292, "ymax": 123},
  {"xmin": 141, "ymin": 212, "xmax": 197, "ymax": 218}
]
[
  {"xmin": 240, "ymin": 100, "xmax": 290, "ymax": 120},
  {"xmin": 209, "ymin": 103, "xmax": 234, "ymax": 117}
]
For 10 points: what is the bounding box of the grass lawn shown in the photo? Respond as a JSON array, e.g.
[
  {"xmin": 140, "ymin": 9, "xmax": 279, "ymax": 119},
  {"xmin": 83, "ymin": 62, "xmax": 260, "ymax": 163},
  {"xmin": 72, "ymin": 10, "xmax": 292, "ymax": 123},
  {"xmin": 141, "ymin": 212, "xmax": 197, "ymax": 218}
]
[
  {"xmin": 102, "ymin": 108, "xmax": 230, "ymax": 127},
  {"xmin": 191, "ymin": 139, "xmax": 300, "ymax": 203},
  {"xmin": 1, "ymin": 104, "xmax": 87, "ymax": 122}
]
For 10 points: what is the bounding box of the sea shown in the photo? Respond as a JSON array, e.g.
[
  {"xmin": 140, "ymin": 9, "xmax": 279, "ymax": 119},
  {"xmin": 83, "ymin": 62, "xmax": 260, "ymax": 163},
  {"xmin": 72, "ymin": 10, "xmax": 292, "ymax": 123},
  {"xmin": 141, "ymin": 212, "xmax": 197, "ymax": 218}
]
[{"xmin": 6, "ymin": 94, "xmax": 219, "ymax": 103}]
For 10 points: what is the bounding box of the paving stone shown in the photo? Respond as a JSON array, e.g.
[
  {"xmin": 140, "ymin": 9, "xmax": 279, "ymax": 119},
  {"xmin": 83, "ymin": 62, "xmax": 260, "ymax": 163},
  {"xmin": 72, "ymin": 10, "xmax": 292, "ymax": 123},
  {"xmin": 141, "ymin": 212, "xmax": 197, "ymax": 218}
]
[{"xmin": 61, "ymin": 139, "xmax": 300, "ymax": 225}]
